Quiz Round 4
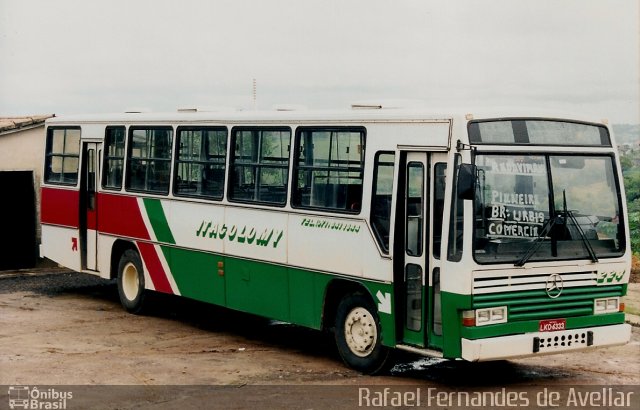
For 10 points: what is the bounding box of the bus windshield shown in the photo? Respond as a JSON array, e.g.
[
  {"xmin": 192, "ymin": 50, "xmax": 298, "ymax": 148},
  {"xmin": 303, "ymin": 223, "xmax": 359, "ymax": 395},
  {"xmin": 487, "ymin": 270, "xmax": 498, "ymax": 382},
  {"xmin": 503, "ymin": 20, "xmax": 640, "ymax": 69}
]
[{"xmin": 473, "ymin": 153, "xmax": 624, "ymax": 264}]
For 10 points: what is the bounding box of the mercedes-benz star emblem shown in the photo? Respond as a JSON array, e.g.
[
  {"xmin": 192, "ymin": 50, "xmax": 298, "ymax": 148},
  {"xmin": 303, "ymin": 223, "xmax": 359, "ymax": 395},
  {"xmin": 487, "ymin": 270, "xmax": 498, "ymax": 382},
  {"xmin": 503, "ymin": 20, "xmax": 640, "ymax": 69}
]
[{"xmin": 545, "ymin": 274, "xmax": 564, "ymax": 298}]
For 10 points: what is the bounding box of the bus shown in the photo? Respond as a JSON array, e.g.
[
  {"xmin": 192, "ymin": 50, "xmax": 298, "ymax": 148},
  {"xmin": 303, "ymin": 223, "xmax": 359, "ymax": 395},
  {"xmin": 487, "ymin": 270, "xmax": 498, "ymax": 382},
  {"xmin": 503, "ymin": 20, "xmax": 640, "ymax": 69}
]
[{"xmin": 40, "ymin": 107, "xmax": 632, "ymax": 373}]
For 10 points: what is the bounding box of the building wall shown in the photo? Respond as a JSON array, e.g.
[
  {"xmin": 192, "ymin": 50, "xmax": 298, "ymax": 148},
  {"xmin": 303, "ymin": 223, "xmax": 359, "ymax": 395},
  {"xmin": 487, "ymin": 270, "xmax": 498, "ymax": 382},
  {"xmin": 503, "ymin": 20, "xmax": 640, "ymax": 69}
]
[{"xmin": 0, "ymin": 125, "xmax": 45, "ymax": 243}]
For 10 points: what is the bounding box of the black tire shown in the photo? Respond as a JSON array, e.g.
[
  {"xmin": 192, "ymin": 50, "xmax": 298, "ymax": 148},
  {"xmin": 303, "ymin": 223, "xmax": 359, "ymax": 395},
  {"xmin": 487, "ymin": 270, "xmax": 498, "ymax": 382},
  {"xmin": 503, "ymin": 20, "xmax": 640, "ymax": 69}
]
[
  {"xmin": 334, "ymin": 293, "xmax": 390, "ymax": 374},
  {"xmin": 117, "ymin": 249, "xmax": 147, "ymax": 314}
]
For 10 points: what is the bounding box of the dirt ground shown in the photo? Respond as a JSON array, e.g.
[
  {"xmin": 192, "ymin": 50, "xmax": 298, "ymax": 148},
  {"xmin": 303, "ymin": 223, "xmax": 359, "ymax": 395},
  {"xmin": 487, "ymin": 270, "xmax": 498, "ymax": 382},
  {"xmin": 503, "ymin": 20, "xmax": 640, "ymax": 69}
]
[{"xmin": 1, "ymin": 270, "xmax": 639, "ymax": 408}]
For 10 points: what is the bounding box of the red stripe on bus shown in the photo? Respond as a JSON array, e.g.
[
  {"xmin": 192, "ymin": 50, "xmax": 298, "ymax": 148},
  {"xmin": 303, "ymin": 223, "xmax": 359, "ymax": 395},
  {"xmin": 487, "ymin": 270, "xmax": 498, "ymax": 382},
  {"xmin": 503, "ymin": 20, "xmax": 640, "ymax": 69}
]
[
  {"xmin": 137, "ymin": 241, "xmax": 173, "ymax": 294},
  {"xmin": 41, "ymin": 187, "xmax": 79, "ymax": 227},
  {"xmin": 97, "ymin": 193, "xmax": 151, "ymax": 240},
  {"xmin": 87, "ymin": 208, "xmax": 97, "ymax": 230}
]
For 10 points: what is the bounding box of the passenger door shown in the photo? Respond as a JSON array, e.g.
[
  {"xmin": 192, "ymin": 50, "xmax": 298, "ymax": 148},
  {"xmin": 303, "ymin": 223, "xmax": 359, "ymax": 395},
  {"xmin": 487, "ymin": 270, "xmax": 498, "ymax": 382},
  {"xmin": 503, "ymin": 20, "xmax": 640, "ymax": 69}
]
[
  {"xmin": 80, "ymin": 142, "xmax": 100, "ymax": 271},
  {"xmin": 428, "ymin": 154, "xmax": 448, "ymax": 349},
  {"xmin": 396, "ymin": 152, "xmax": 428, "ymax": 347},
  {"xmin": 394, "ymin": 151, "xmax": 447, "ymax": 348}
]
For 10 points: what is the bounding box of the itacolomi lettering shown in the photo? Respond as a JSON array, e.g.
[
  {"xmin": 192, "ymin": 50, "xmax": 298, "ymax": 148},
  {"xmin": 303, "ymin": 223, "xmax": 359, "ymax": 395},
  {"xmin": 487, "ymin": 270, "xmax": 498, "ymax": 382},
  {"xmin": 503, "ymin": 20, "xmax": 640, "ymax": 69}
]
[{"xmin": 196, "ymin": 221, "xmax": 284, "ymax": 249}]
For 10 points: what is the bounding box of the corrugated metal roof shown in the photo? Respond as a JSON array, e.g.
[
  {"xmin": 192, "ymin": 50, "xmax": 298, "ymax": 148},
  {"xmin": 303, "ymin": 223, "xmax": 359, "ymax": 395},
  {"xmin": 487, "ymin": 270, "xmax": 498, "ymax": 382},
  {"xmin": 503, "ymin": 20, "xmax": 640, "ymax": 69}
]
[{"xmin": 0, "ymin": 115, "xmax": 54, "ymax": 135}]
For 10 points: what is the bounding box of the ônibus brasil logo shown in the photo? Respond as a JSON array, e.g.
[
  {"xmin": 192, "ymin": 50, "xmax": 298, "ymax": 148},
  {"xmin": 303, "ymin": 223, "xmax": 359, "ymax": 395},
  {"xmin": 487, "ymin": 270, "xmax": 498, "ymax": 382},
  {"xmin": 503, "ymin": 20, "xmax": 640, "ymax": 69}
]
[{"xmin": 7, "ymin": 386, "xmax": 73, "ymax": 409}]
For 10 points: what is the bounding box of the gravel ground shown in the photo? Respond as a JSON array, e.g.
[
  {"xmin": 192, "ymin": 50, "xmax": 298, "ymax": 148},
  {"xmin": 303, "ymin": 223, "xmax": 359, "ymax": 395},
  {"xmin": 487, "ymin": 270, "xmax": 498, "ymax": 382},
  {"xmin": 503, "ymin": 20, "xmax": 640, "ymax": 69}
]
[{"xmin": 1, "ymin": 269, "xmax": 638, "ymax": 408}]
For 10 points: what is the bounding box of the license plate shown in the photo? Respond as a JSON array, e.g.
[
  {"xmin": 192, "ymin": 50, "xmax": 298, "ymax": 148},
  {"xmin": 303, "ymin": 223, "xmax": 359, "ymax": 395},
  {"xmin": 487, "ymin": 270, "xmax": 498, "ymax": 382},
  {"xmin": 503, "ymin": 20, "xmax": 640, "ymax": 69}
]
[{"xmin": 539, "ymin": 319, "xmax": 566, "ymax": 332}]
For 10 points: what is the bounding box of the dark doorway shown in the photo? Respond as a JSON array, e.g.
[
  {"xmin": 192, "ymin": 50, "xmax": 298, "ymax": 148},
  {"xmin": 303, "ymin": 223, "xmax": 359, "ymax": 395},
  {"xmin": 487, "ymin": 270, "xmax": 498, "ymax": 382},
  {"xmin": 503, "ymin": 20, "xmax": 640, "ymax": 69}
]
[{"xmin": 0, "ymin": 171, "xmax": 37, "ymax": 270}]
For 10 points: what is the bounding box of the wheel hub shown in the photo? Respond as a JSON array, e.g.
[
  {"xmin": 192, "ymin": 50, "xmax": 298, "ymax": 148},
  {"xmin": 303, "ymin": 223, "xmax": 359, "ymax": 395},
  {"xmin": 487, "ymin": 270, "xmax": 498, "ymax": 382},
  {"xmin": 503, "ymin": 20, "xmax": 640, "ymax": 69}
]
[
  {"xmin": 122, "ymin": 262, "xmax": 140, "ymax": 301},
  {"xmin": 344, "ymin": 307, "xmax": 377, "ymax": 357}
]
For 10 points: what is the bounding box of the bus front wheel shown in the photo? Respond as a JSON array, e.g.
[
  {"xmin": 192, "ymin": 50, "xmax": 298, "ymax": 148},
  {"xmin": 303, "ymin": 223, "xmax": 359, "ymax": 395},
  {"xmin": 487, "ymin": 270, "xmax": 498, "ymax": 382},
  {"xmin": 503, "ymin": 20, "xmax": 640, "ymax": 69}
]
[
  {"xmin": 334, "ymin": 293, "xmax": 390, "ymax": 374},
  {"xmin": 117, "ymin": 249, "xmax": 147, "ymax": 314}
]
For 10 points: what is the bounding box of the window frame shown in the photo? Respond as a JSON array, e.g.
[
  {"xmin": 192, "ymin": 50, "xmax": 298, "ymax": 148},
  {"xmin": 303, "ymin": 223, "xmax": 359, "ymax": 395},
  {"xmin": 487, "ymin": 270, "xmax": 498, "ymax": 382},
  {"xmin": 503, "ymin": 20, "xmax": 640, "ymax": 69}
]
[
  {"xmin": 102, "ymin": 126, "xmax": 126, "ymax": 191},
  {"xmin": 227, "ymin": 126, "xmax": 292, "ymax": 207},
  {"xmin": 447, "ymin": 154, "xmax": 465, "ymax": 262},
  {"xmin": 432, "ymin": 162, "xmax": 447, "ymax": 259},
  {"xmin": 370, "ymin": 151, "xmax": 395, "ymax": 253},
  {"xmin": 44, "ymin": 126, "xmax": 81, "ymax": 186},
  {"xmin": 406, "ymin": 161, "xmax": 425, "ymax": 257},
  {"xmin": 173, "ymin": 126, "xmax": 228, "ymax": 201},
  {"xmin": 125, "ymin": 126, "xmax": 174, "ymax": 196},
  {"xmin": 471, "ymin": 151, "xmax": 626, "ymax": 265},
  {"xmin": 291, "ymin": 126, "xmax": 366, "ymax": 214},
  {"xmin": 468, "ymin": 118, "xmax": 611, "ymax": 147}
]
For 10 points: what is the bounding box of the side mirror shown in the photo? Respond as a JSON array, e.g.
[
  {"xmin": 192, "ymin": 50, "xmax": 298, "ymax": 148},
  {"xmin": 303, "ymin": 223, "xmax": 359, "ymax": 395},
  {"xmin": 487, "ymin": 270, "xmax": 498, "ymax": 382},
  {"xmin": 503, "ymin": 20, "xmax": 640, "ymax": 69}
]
[{"xmin": 457, "ymin": 163, "xmax": 476, "ymax": 200}]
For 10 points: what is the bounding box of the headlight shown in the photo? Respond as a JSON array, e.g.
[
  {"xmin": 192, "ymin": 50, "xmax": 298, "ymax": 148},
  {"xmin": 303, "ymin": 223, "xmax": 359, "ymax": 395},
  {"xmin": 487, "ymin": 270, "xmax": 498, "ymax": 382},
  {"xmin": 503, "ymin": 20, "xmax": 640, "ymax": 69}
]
[
  {"xmin": 477, "ymin": 310, "xmax": 490, "ymax": 324},
  {"xmin": 462, "ymin": 306, "xmax": 508, "ymax": 326},
  {"xmin": 491, "ymin": 307, "xmax": 505, "ymax": 321},
  {"xmin": 594, "ymin": 297, "xmax": 620, "ymax": 314}
]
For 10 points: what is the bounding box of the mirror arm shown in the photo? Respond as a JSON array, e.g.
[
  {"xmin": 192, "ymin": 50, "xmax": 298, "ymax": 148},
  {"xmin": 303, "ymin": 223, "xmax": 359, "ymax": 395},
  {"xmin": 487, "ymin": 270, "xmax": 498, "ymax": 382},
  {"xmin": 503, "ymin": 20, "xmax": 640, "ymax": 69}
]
[{"xmin": 456, "ymin": 140, "xmax": 477, "ymax": 153}]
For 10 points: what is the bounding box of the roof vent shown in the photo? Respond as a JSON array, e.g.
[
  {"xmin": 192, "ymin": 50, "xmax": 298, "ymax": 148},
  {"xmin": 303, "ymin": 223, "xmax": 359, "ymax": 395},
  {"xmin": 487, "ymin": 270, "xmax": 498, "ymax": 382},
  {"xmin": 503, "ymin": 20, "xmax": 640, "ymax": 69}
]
[
  {"xmin": 351, "ymin": 99, "xmax": 425, "ymax": 110},
  {"xmin": 124, "ymin": 107, "xmax": 151, "ymax": 114},
  {"xmin": 351, "ymin": 103, "xmax": 382, "ymax": 110},
  {"xmin": 272, "ymin": 104, "xmax": 307, "ymax": 111},
  {"xmin": 177, "ymin": 106, "xmax": 236, "ymax": 113}
]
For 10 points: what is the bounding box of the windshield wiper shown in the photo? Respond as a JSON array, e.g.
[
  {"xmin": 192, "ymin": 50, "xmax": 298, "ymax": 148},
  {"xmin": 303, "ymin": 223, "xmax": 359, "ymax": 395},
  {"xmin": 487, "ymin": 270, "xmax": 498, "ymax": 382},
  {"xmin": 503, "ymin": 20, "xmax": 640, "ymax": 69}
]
[
  {"xmin": 515, "ymin": 211, "xmax": 561, "ymax": 267},
  {"xmin": 562, "ymin": 190, "xmax": 599, "ymax": 263},
  {"xmin": 515, "ymin": 190, "xmax": 599, "ymax": 266}
]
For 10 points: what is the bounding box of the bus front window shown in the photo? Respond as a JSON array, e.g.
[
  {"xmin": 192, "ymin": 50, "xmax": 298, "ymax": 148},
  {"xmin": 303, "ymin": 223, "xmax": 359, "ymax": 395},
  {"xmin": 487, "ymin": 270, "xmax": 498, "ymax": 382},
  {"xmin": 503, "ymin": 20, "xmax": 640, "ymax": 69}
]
[{"xmin": 473, "ymin": 154, "xmax": 624, "ymax": 264}]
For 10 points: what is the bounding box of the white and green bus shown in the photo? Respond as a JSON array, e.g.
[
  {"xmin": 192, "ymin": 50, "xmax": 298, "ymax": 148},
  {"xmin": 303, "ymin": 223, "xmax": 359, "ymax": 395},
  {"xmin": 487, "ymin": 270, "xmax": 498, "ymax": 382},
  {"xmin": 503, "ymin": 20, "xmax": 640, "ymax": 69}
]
[{"xmin": 40, "ymin": 107, "xmax": 632, "ymax": 373}]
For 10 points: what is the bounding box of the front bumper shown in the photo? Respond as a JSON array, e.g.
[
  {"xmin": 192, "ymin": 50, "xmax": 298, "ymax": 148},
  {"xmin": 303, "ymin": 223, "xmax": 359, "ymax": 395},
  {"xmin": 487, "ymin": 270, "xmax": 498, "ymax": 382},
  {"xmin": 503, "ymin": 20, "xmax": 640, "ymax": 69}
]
[{"xmin": 461, "ymin": 323, "xmax": 631, "ymax": 361}]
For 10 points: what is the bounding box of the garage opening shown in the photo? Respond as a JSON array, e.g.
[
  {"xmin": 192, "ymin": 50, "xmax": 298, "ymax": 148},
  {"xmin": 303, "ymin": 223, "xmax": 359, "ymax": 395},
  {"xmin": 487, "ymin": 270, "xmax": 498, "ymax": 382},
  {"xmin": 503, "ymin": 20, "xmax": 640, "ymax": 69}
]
[{"xmin": 0, "ymin": 171, "xmax": 37, "ymax": 270}]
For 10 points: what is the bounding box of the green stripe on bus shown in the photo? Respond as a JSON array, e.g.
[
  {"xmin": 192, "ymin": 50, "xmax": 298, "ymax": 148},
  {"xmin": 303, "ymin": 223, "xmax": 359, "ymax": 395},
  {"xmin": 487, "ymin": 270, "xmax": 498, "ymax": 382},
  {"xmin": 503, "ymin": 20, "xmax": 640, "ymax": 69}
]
[
  {"xmin": 163, "ymin": 246, "xmax": 225, "ymax": 305},
  {"xmin": 143, "ymin": 198, "xmax": 175, "ymax": 244},
  {"xmin": 440, "ymin": 291, "xmax": 472, "ymax": 359},
  {"xmin": 151, "ymin": 244, "xmax": 398, "ymax": 347}
]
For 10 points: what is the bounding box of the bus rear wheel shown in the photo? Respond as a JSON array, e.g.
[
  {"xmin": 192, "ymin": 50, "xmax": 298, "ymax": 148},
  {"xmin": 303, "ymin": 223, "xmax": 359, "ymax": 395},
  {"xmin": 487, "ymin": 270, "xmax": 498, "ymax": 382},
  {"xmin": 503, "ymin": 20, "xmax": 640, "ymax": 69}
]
[
  {"xmin": 117, "ymin": 249, "xmax": 147, "ymax": 314},
  {"xmin": 334, "ymin": 293, "xmax": 390, "ymax": 374}
]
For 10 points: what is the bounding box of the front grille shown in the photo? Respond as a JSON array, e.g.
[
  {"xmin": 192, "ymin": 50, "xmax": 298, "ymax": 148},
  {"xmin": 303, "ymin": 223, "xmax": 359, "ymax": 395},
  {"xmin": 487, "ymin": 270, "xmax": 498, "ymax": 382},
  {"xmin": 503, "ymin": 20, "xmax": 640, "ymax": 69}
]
[
  {"xmin": 473, "ymin": 270, "xmax": 596, "ymax": 295},
  {"xmin": 472, "ymin": 285, "xmax": 624, "ymax": 321}
]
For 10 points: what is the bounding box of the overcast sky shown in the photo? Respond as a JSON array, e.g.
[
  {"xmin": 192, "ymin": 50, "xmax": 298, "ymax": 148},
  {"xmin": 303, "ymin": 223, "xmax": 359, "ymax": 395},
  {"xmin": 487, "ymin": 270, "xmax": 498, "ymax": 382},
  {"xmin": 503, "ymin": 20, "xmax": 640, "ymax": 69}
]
[{"xmin": 1, "ymin": 0, "xmax": 638, "ymax": 124}]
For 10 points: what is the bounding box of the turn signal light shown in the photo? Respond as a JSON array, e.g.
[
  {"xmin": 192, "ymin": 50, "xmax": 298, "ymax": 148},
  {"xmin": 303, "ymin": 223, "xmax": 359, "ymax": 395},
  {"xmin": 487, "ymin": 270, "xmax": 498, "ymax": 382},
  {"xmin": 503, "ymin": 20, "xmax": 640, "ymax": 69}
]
[{"xmin": 462, "ymin": 310, "xmax": 476, "ymax": 327}]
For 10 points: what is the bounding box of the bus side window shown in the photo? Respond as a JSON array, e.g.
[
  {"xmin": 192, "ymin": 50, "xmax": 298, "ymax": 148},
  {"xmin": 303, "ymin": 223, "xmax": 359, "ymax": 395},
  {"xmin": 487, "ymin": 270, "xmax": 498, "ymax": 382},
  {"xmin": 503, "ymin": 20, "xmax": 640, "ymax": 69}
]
[
  {"xmin": 125, "ymin": 127, "xmax": 173, "ymax": 195},
  {"xmin": 292, "ymin": 128, "xmax": 365, "ymax": 213},
  {"xmin": 433, "ymin": 163, "xmax": 447, "ymax": 258},
  {"xmin": 447, "ymin": 155, "xmax": 464, "ymax": 261},
  {"xmin": 229, "ymin": 128, "xmax": 290, "ymax": 205},
  {"xmin": 45, "ymin": 127, "xmax": 80, "ymax": 185},
  {"xmin": 370, "ymin": 152, "xmax": 395, "ymax": 253},
  {"xmin": 174, "ymin": 127, "xmax": 227, "ymax": 200},
  {"xmin": 103, "ymin": 126, "xmax": 125, "ymax": 190}
]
